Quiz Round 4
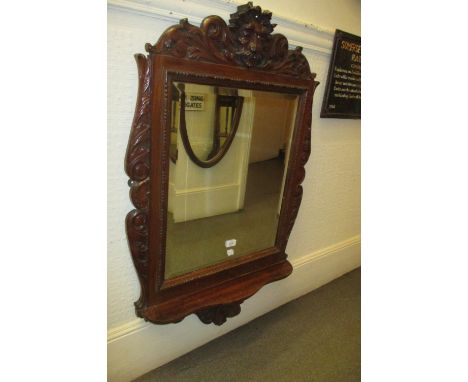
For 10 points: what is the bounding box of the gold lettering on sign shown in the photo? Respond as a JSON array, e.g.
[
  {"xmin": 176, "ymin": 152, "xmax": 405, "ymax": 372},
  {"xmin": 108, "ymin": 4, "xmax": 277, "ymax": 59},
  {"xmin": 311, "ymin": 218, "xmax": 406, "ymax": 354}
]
[
  {"xmin": 322, "ymin": 31, "xmax": 361, "ymax": 117},
  {"xmin": 332, "ymin": 63, "xmax": 361, "ymax": 101},
  {"xmin": 340, "ymin": 40, "xmax": 361, "ymax": 54}
]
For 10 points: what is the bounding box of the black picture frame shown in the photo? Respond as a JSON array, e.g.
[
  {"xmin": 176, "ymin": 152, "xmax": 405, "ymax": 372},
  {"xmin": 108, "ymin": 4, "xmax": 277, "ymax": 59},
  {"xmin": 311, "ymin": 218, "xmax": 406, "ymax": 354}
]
[{"xmin": 320, "ymin": 29, "xmax": 361, "ymax": 119}]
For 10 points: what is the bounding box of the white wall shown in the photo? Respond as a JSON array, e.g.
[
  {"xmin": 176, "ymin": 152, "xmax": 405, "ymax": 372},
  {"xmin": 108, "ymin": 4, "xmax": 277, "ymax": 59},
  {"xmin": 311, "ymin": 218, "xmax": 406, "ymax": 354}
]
[{"xmin": 108, "ymin": 0, "xmax": 360, "ymax": 380}]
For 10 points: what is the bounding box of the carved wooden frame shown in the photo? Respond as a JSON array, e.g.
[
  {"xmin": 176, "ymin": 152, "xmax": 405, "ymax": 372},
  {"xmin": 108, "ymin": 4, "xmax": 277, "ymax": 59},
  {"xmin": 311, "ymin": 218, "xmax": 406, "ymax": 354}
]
[{"xmin": 125, "ymin": 2, "xmax": 319, "ymax": 326}]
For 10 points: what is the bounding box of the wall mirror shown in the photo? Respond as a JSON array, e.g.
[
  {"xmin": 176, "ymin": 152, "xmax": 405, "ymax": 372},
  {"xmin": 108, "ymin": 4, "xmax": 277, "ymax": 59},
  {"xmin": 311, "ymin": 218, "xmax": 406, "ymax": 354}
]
[{"xmin": 125, "ymin": 2, "xmax": 319, "ymax": 325}]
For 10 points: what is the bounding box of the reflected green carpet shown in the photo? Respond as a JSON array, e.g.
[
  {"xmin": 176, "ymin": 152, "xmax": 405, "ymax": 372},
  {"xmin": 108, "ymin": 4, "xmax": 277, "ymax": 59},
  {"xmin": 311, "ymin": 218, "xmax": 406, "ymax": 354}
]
[{"xmin": 135, "ymin": 268, "xmax": 361, "ymax": 382}]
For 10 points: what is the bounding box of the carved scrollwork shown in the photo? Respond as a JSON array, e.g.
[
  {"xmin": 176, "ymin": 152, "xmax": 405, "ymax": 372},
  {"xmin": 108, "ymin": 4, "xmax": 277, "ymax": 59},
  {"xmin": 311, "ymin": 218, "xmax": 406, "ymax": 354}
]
[
  {"xmin": 125, "ymin": 53, "xmax": 153, "ymax": 314},
  {"xmin": 146, "ymin": 2, "xmax": 313, "ymax": 80},
  {"xmin": 282, "ymin": 84, "xmax": 318, "ymax": 244}
]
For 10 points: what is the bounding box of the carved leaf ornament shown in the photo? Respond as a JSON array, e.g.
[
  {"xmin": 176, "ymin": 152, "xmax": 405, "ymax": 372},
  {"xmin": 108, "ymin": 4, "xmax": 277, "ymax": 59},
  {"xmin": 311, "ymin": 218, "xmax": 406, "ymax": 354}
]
[{"xmin": 145, "ymin": 2, "xmax": 313, "ymax": 80}]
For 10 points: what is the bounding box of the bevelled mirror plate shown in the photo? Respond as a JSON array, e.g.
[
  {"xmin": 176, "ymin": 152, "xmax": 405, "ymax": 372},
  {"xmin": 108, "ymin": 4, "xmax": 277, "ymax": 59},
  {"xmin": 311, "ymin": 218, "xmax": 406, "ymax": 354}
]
[
  {"xmin": 167, "ymin": 83, "xmax": 298, "ymax": 278},
  {"xmin": 125, "ymin": 2, "xmax": 319, "ymax": 326}
]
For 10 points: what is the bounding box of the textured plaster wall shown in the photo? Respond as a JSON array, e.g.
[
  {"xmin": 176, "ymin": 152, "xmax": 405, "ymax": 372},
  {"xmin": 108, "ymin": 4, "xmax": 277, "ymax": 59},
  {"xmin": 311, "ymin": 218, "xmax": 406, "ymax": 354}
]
[
  {"xmin": 108, "ymin": 0, "xmax": 360, "ymax": 330},
  {"xmin": 258, "ymin": 0, "xmax": 361, "ymax": 35}
]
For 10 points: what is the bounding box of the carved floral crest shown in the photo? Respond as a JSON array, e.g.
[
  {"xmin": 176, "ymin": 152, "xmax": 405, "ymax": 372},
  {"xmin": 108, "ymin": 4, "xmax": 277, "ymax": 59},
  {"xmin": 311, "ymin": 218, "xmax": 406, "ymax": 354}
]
[{"xmin": 145, "ymin": 2, "xmax": 313, "ymax": 80}]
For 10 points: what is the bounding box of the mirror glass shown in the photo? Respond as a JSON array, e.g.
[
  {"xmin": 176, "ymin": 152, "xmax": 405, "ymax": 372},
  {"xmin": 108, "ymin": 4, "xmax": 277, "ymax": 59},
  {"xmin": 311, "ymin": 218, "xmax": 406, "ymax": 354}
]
[{"xmin": 166, "ymin": 82, "xmax": 298, "ymax": 279}]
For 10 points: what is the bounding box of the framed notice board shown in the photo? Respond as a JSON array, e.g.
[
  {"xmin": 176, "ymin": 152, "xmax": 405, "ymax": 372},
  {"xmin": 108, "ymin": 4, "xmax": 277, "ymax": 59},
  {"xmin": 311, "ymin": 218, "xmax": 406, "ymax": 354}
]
[{"xmin": 320, "ymin": 29, "xmax": 361, "ymax": 119}]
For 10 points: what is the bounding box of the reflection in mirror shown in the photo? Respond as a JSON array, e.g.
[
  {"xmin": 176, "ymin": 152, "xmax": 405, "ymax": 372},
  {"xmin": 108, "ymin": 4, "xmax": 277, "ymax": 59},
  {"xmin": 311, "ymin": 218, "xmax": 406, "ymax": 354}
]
[
  {"xmin": 166, "ymin": 83, "xmax": 298, "ymax": 279},
  {"xmin": 169, "ymin": 83, "xmax": 180, "ymax": 164},
  {"xmin": 170, "ymin": 83, "xmax": 244, "ymax": 167},
  {"xmin": 208, "ymin": 88, "xmax": 244, "ymax": 162}
]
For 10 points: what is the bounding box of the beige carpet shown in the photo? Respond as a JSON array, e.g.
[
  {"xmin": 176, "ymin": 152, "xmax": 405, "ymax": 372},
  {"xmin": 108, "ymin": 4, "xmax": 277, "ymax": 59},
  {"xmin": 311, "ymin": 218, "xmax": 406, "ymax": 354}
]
[{"xmin": 135, "ymin": 268, "xmax": 361, "ymax": 382}]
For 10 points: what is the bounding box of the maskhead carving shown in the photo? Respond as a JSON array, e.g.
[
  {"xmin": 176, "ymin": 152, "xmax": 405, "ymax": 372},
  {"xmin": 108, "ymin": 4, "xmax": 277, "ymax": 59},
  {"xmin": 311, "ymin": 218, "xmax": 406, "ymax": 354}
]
[
  {"xmin": 228, "ymin": 2, "xmax": 277, "ymax": 68},
  {"xmin": 146, "ymin": 2, "xmax": 312, "ymax": 79}
]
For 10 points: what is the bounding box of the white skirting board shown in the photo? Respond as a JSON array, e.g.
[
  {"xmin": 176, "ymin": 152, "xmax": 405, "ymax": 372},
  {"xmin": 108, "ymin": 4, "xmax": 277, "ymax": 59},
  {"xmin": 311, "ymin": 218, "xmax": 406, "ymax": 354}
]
[{"xmin": 107, "ymin": 235, "xmax": 361, "ymax": 382}]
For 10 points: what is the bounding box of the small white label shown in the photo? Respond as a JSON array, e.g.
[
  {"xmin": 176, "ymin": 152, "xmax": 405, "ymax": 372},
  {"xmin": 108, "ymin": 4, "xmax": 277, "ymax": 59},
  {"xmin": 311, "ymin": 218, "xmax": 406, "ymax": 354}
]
[
  {"xmin": 227, "ymin": 249, "xmax": 235, "ymax": 256},
  {"xmin": 225, "ymin": 239, "xmax": 237, "ymax": 248}
]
